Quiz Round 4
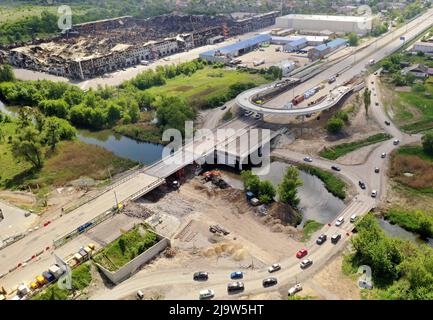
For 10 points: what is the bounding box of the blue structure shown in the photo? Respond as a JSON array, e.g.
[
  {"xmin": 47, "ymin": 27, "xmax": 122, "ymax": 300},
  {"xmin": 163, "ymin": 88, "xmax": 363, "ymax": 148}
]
[
  {"xmin": 199, "ymin": 34, "xmax": 272, "ymax": 62},
  {"xmin": 283, "ymin": 38, "xmax": 308, "ymax": 52},
  {"xmin": 308, "ymin": 38, "xmax": 347, "ymax": 60}
]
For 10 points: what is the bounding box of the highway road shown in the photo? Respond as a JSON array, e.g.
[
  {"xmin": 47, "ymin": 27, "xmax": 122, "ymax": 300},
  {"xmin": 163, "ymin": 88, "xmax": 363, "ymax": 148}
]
[
  {"xmin": 91, "ymin": 68, "xmax": 422, "ymax": 300},
  {"xmin": 1, "ymin": 9, "xmax": 431, "ymax": 297}
]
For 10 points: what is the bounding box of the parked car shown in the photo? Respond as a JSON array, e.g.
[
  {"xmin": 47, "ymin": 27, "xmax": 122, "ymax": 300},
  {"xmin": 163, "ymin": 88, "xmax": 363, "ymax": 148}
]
[
  {"xmin": 253, "ymin": 113, "xmax": 262, "ymax": 120},
  {"xmin": 316, "ymin": 234, "xmax": 327, "ymax": 245},
  {"xmin": 230, "ymin": 271, "xmax": 243, "ymax": 280},
  {"xmin": 359, "ymin": 181, "xmax": 366, "ymax": 189},
  {"xmin": 136, "ymin": 290, "xmax": 144, "ymax": 300},
  {"xmin": 303, "ymin": 157, "xmax": 313, "ymax": 163},
  {"xmin": 296, "ymin": 249, "xmax": 308, "ymax": 259},
  {"xmin": 375, "ymin": 102, "xmax": 379, "ymax": 106},
  {"xmin": 331, "ymin": 233, "xmax": 342, "ymax": 244},
  {"xmin": 375, "ymin": 167, "xmax": 380, "ymax": 173},
  {"xmin": 350, "ymin": 214, "xmax": 358, "ymax": 223},
  {"xmin": 393, "ymin": 139, "xmax": 400, "ymax": 145},
  {"xmin": 227, "ymin": 281, "xmax": 244, "ymax": 293},
  {"xmin": 371, "ymin": 190, "xmax": 377, "ymax": 198},
  {"xmin": 288, "ymin": 283, "xmax": 303, "ymax": 296},
  {"xmin": 331, "ymin": 165, "xmax": 341, "ymax": 172},
  {"xmin": 193, "ymin": 272, "xmax": 209, "ymax": 281},
  {"xmin": 262, "ymin": 277, "xmax": 278, "ymax": 287},
  {"xmin": 300, "ymin": 259, "xmax": 313, "ymax": 269},
  {"xmin": 244, "ymin": 111, "xmax": 253, "ymax": 117},
  {"xmin": 385, "ymin": 120, "xmax": 391, "ymax": 126},
  {"xmin": 381, "ymin": 152, "xmax": 386, "ymax": 158},
  {"xmin": 199, "ymin": 289, "xmax": 215, "ymax": 300},
  {"xmin": 268, "ymin": 263, "xmax": 281, "ymax": 273},
  {"xmin": 335, "ymin": 216, "xmax": 345, "ymax": 226}
]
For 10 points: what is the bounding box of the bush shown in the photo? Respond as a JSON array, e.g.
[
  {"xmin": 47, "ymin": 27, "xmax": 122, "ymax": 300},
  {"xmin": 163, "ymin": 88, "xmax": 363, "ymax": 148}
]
[
  {"xmin": 326, "ymin": 117, "xmax": 344, "ymax": 134},
  {"xmin": 422, "ymin": 132, "xmax": 433, "ymax": 155}
]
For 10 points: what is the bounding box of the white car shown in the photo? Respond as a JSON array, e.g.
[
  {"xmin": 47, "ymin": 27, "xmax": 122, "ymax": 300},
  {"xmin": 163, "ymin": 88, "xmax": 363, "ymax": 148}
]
[
  {"xmin": 371, "ymin": 190, "xmax": 377, "ymax": 198},
  {"xmin": 288, "ymin": 283, "xmax": 303, "ymax": 296},
  {"xmin": 300, "ymin": 259, "xmax": 313, "ymax": 269},
  {"xmin": 303, "ymin": 157, "xmax": 313, "ymax": 163},
  {"xmin": 381, "ymin": 152, "xmax": 386, "ymax": 158},
  {"xmin": 199, "ymin": 289, "xmax": 215, "ymax": 300},
  {"xmin": 350, "ymin": 214, "xmax": 358, "ymax": 223},
  {"xmin": 335, "ymin": 216, "xmax": 345, "ymax": 226},
  {"xmin": 393, "ymin": 139, "xmax": 400, "ymax": 145},
  {"xmin": 268, "ymin": 263, "xmax": 281, "ymax": 273}
]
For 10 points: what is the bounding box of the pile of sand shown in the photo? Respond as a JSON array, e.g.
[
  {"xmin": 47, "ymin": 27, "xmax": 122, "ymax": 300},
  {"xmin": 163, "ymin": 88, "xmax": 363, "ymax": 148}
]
[{"xmin": 201, "ymin": 241, "xmax": 248, "ymax": 261}]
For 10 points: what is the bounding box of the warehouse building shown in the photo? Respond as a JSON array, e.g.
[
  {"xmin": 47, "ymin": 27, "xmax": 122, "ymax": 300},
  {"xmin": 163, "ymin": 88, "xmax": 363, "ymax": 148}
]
[
  {"xmin": 199, "ymin": 34, "xmax": 272, "ymax": 62},
  {"xmin": 283, "ymin": 38, "xmax": 308, "ymax": 52},
  {"xmin": 308, "ymin": 38, "xmax": 347, "ymax": 60},
  {"xmin": 275, "ymin": 14, "xmax": 374, "ymax": 36},
  {"xmin": 412, "ymin": 42, "xmax": 433, "ymax": 55}
]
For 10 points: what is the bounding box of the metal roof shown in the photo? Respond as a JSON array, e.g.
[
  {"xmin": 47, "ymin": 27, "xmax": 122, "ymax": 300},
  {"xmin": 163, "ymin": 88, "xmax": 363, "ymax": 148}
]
[
  {"xmin": 313, "ymin": 38, "xmax": 347, "ymax": 52},
  {"xmin": 285, "ymin": 37, "xmax": 307, "ymax": 47},
  {"xmin": 199, "ymin": 34, "xmax": 272, "ymax": 57}
]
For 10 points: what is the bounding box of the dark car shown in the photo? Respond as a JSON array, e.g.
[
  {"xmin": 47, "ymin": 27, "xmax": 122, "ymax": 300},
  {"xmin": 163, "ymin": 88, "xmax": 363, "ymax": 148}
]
[
  {"xmin": 331, "ymin": 233, "xmax": 342, "ymax": 244},
  {"xmin": 359, "ymin": 181, "xmax": 366, "ymax": 189},
  {"xmin": 331, "ymin": 165, "xmax": 341, "ymax": 172},
  {"xmin": 193, "ymin": 272, "xmax": 209, "ymax": 281},
  {"xmin": 262, "ymin": 277, "xmax": 278, "ymax": 287},
  {"xmin": 316, "ymin": 234, "xmax": 327, "ymax": 245},
  {"xmin": 384, "ymin": 120, "xmax": 391, "ymax": 126},
  {"xmin": 375, "ymin": 167, "xmax": 380, "ymax": 173},
  {"xmin": 375, "ymin": 102, "xmax": 379, "ymax": 106},
  {"xmin": 227, "ymin": 281, "xmax": 244, "ymax": 293}
]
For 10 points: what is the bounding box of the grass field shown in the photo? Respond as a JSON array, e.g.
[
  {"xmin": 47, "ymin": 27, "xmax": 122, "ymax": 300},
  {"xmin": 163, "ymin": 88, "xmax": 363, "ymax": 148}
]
[
  {"xmin": 144, "ymin": 67, "xmax": 270, "ymax": 109},
  {"xmin": 93, "ymin": 224, "xmax": 158, "ymax": 272},
  {"xmin": 301, "ymin": 220, "xmax": 323, "ymax": 242},
  {"xmin": 389, "ymin": 145, "xmax": 433, "ymax": 192},
  {"xmin": 384, "ymin": 207, "xmax": 433, "ymax": 238},
  {"xmin": 0, "ymin": 122, "xmax": 136, "ymax": 189},
  {"xmin": 319, "ymin": 133, "xmax": 392, "ymax": 160},
  {"xmin": 298, "ymin": 164, "xmax": 347, "ymax": 200},
  {"xmin": 32, "ymin": 263, "xmax": 92, "ymax": 300}
]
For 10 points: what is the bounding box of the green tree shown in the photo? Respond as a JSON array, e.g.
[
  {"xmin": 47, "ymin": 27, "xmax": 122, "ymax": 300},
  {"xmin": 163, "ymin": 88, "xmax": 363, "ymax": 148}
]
[
  {"xmin": 240, "ymin": 170, "xmax": 261, "ymax": 195},
  {"xmin": 348, "ymin": 32, "xmax": 359, "ymax": 46},
  {"xmin": 154, "ymin": 96, "xmax": 195, "ymax": 135},
  {"xmin": 363, "ymin": 87, "xmax": 371, "ymax": 116},
  {"xmin": 38, "ymin": 99, "xmax": 69, "ymax": 119},
  {"xmin": 107, "ymin": 103, "xmax": 122, "ymax": 126},
  {"xmin": 278, "ymin": 166, "xmax": 303, "ymax": 207},
  {"xmin": 326, "ymin": 117, "xmax": 344, "ymax": 134},
  {"xmin": 0, "ymin": 64, "xmax": 15, "ymax": 82},
  {"xmin": 422, "ymin": 132, "xmax": 433, "ymax": 155},
  {"xmin": 258, "ymin": 180, "xmax": 276, "ymax": 204},
  {"xmin": 12, "ymin": 126, "xmax": 44, "ymax": 169}
]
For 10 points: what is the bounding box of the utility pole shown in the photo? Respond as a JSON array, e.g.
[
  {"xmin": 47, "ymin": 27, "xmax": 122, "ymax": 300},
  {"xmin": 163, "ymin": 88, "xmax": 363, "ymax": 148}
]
[{"xmin": 114, "ymin": 191, "xmax": 119, "ymax": 209}]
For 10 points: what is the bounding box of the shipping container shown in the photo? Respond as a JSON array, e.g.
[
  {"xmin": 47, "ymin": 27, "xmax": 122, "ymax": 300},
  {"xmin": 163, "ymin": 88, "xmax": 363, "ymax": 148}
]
[{"xmin": 42, "ymin": 271, "xmax": 56, "ymax": 283}]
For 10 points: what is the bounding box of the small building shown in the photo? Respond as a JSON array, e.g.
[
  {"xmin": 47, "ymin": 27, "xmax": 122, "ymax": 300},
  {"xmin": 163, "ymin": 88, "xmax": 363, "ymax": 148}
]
[
  {"xmin": 308, "ymin": 38, "xmax": 347, "ymax": 60},
  {"xmin": 274, "ymin": 60, "xmax": 296, "ymax": 76},
  {"xmin": 283, "ymin": 38, "xmax": 308, "ymax": 52},
  {"xmin": 412, "ymin": 42, "xmax": 433, "ymax": 55},
  {"xmin": 207, "ymin": 35, "xmax": 225, "ymax": 45},
  {"xmin": 401, "ymin": 64, "xmax": 429, "ymax": 78}
]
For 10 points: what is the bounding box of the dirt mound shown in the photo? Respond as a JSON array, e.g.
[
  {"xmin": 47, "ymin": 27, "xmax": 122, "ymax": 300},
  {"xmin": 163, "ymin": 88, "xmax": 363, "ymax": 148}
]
[
  {"xmin": 201, "ymin": 241, "xmax": 248, "ymax": 261},
  {"xmin": 267, "ymin": 202, "xmax": 302, "ymax": 226}
]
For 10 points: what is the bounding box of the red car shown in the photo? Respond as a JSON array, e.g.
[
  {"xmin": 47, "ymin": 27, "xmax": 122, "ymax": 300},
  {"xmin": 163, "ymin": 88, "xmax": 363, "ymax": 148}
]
[{"xmin": 296, "ymin": 249, "xmax": 308, "ymax": 259}]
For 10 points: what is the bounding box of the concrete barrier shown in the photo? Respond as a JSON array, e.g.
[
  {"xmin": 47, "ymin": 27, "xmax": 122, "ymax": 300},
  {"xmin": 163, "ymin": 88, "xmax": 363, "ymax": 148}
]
[{"xmin": 94, "ymin": 232, "xmax": 170, "ymax": 284}]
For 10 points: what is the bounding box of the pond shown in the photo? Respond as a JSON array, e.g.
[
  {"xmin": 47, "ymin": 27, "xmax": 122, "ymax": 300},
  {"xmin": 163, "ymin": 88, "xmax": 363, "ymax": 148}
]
[
  {"xmin": 1, "ymin": 101, "xmax": 164, "ymax": 165},
  {"xmin": 377, "ymin": 216, "xmax": 433, "ymax": 247},
  {"xmin": 214, "ymin": 161, "xmax": 346, "ymax": 227}
]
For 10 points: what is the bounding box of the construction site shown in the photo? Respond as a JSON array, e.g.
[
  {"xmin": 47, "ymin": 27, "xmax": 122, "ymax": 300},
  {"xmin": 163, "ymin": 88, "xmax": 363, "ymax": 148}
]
[{"xmin": 6, "ymin": 12, "xmax": 279, "ymax": 80}]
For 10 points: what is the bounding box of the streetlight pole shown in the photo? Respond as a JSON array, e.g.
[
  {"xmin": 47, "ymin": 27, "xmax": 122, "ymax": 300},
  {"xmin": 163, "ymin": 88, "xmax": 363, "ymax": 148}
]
[{"xmin": 114, "ymin": 191, "xmax": 119, "ymax": 209}]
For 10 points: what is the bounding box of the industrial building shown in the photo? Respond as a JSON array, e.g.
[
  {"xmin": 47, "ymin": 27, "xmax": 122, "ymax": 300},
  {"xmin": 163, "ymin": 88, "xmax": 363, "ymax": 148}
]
[
  {"xmin": 199, "ymin": 34, "xmax": 272, "ymax": 63},
  {"xmin": 275, "ymin": 14, "xmax": 374, "ymax": 36},
  {"xmin": 282, "ymin": 38, "xmax": 308, "ymax": 52},
  {"xmin": 412, "ymin": 42, "xmax": 433, "ymax": 55},
  {"xmin": 308, "ymin": 38, "xmax": 348, "ymax": 60}
]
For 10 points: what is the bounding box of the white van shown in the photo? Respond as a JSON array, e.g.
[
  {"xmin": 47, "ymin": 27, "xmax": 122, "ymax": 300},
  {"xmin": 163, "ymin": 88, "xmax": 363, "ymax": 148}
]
[{"xmin": 350, "ymin": 214, "xmax": 358, "ymax": 223}]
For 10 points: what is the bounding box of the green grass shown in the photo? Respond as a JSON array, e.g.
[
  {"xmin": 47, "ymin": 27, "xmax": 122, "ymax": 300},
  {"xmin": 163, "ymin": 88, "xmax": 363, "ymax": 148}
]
[
  {"xmin": 93, "ymin": 224, "xmax": 158, "ymax": 272},
  {"xmin": 114, "ymin": 123, "xmax": 163, "ymax": 144},
  {"xmin": 144, "ymin": 67, "xmax": 269, "ymax": 109},
  {"xmin": 222, "ymin": 110, "xmax": 233, "ymax": 121},
  {"xmin": 384, "ymin": 208, "xmax": 433, "ymax": 238},
  {"xmin": 32, "ymin": 263, "xmax": 92, "ymax": 300},
  {"xmin": 301, "ymin": 220, "xmax": 323, "ymax": 242},
  {"xmin": 319, "ymin": 133, "xmax": 392, "ymax": 160},
  {"xmin": 298, "ymin": 164, "xmax": 347, "ymax": 200},
  {"xmin": 395, "ymin": 145, "xmax": 433, "ymax": 162}
]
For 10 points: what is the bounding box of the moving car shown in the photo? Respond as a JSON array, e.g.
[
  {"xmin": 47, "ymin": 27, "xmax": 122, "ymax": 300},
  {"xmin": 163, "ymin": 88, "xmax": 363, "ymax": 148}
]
[
  {"xmin": 385, "ymin": 120, "xmax": 391, "ymax": 126},
  {"xmin": 371, "ymin": 190, "xmax": 377, "ymax": 198},
  {"xmin": 331, "ymin": 165, "xmax": 341, "ymax": 172},
  {"xmin": 300, "ymin": 259, "xmax": 313, "ymax": 269},
  {"xmin": 193, "ymin": 272, "xmax": 209, "ymax": 281},
  {"xmin": 331, "ymin": 233, "xmax": 342, "ymax": 244},
  {"xmin": 288, "ymin": 283, "xmax": 303, "ymax": 296},
  {"xmin": 375, "ymin": 167, "xmax": 380, "ymax": 173},
  {"xmin": 136, "ymin": 290, "xmax": 144, "ymax": 300},
  {"xmin": 335, "ymin": 216, "xmax": 345, "ymax": 226},
  {"xmin": 244, "ymin": 111, "xmax": 253, "ymax": 117},
  {"xmin": 227, "ymin": 281, "xmax": 244, "ymax": 293},
  {"xmin": 381, "ymin": 152, "xmax": 386, "ymax": 158},
  {"xmin": 230, "ymin": 271, "xmax": 243, "ymax": 280},
  {"xmin": 350, "ymin": 214, "xmax": 358, "ymax": 223},
  {"xmin": 359, "ymin": 181, "xmax": 366, "ymax": 189},
  {"xmin": 296, "ymin": 249, "xmax": 308, "ymax": 259},
  {"xmin": 393, "ymin": 139, "xmax": 400, "ymax": 145},
  {"xmin": 262, "ymin": 277, "xmax": 278, "ymax": 287},
  {"xmin": 375, "ymin": 102, "xmax": 379, "ymax": 106},
  {"xmin": 316, "ymin": 234, "xmax": 327, "ymax": 245},
  {"xmin": 199, "ymin": 289, "xmax": 215, "ymax": 300},
  {"xmin": 268, "ymin": 263, "xmax": 281, "ymax": 273},
  {"xmin": 303, "ymin": 157, "xmax": 313, "ymax": 163},
  {"xmin": 253, "ymin": 113, "xmax": 261, "ymax": 120}
]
